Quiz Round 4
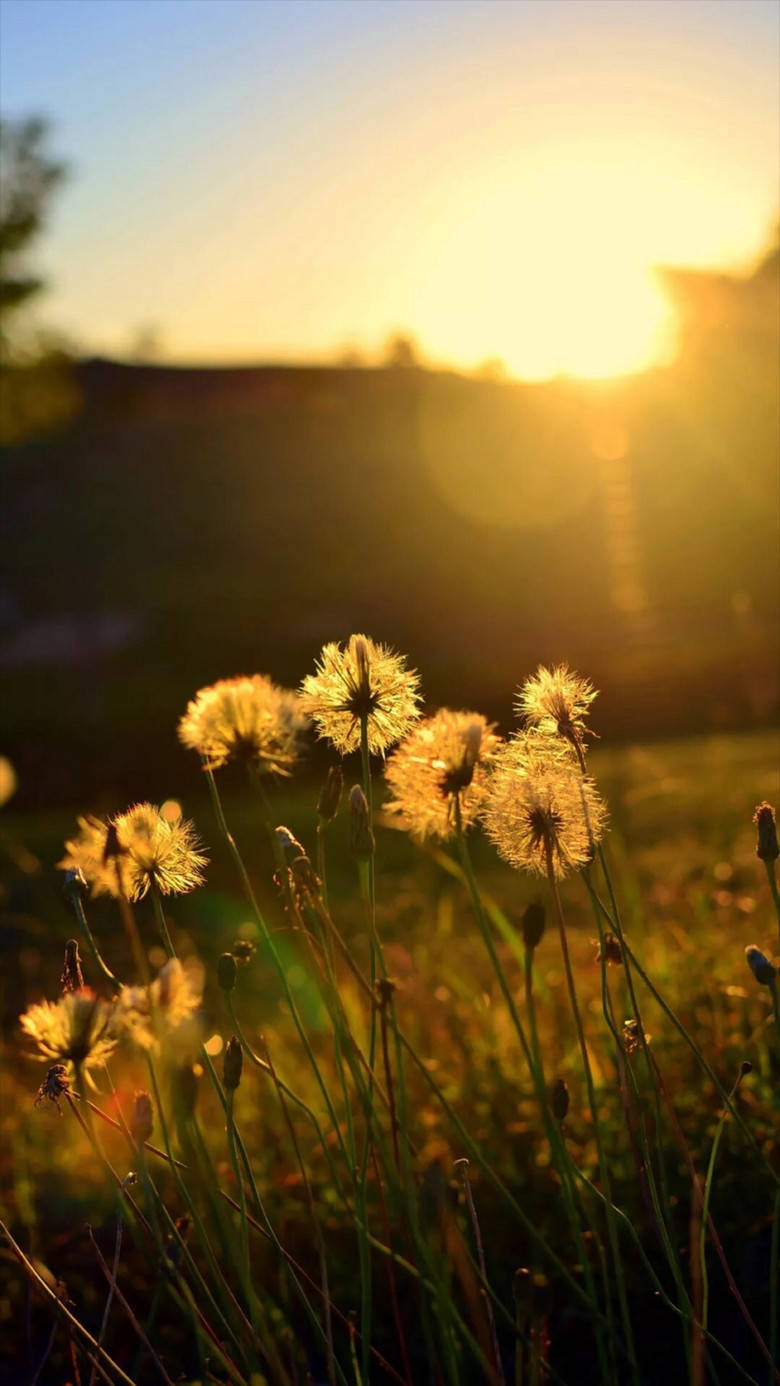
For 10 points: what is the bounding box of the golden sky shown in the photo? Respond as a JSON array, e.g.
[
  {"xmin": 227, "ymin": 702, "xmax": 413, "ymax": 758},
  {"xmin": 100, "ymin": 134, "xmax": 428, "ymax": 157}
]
[{"xmin": 3, "ymin": 0, "xmax": 778, "ymax": 378}]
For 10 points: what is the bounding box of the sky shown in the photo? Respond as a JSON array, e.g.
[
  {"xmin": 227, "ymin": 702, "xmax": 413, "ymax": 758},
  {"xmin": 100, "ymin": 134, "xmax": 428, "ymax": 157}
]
[{"xmin": 1, "ymin": 0, "xmax": 778, "ymax": 379}]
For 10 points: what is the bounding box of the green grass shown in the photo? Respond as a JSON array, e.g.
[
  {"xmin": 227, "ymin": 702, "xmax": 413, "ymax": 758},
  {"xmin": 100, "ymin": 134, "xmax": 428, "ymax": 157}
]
[{"xmin": 1, "ymin": 728, "xmax": 778, "ymax": 1385}]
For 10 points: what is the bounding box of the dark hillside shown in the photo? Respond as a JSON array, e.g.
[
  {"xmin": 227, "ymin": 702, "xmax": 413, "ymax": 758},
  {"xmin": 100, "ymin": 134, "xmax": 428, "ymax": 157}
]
[{"xmin": 2, "ymin": 264, "xmax": 778, "ymax": 807}]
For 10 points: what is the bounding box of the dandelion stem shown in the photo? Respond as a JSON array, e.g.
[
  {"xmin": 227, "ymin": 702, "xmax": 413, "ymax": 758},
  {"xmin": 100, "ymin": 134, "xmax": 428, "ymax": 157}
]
[
  {"xmin": 68, "ymin": 893, "xmax": 119, "ymax": 993},
  {"xmin": 545, "ymin": 847, "xmax": 640, "ymax": 1386},
  {"xmin": 150, "ymin": 884, "xmax": 176, "ymax": 957},
  {"xmin": 762, "ymin": 858, "xmax": 780, "ymax": 942}
]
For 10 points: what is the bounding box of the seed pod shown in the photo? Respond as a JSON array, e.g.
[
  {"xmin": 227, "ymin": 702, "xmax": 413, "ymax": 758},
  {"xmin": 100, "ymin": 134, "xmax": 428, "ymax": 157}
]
[
  {"xmin": 550, "ymin": 1077, "xmax": 569, "ymax": 1122},
  {"xmin": 753, "ymin": 802, "xmax": 779, "ymax": 862},
  {"xmin": 130, "ymin": 1091, "xmax": 154, "ymax": 1147},
  {"xmin": 522, "ymin": 901, "xmax": 546, "ymax": 952},
  {"xmin": 276, "ymin": 825, "xmax": 306, "ymax": 863},
  {"xmin": 61, "ymin": 867, "xmax": 88, "ymax": 905},
  {"xmin": 223, "ymin": 1035, "xmax": 243, "ymax": 1091},
  {"xmin": 349, "ymin": 785, "xmax": 375, "ymax": 861},
  {"xmin": 217, "ymin": 952, "xmax": 237, "ymax": 992},
  {"xmin": 60, "ymin": 939, "xmax": 84, "ymax": 994},
  {"xmin": 317, "ymin": 765, "xmax": 343, "ymax": 823}
]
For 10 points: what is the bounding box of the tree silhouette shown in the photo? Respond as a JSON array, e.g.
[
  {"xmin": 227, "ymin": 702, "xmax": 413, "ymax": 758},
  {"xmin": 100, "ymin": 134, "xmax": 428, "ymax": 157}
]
[{"xmin": 0, "ymin": 117, "xmax": 66, "ymax": 342}]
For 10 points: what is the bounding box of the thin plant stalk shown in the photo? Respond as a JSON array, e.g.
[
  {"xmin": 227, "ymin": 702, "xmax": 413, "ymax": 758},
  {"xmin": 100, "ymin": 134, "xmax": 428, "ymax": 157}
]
[{"xmin": 544, "ymin": 846, "xmax": 640, "ymax": 1386}]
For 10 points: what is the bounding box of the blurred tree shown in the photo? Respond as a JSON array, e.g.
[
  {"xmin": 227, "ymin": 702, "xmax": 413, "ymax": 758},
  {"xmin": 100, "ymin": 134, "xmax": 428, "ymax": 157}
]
[
  {"xmin": 383, "ymin": 332, "xmax": 422, "ymax": 369},
  {"xmin": 0, "ymin": 117, "xmax": 66, "ymax": 341},
  {"xmin": 0, "ymin": 117, "xmax": 77, "ymax": 443}
]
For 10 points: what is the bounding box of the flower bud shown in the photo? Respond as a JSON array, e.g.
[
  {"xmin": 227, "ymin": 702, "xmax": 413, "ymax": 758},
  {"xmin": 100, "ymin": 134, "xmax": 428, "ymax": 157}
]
[
  {"xmin": 217, "ymin": 952, "xmax": 237, "ymax": 992},
  {"xmin": 223, "ymin": 1035, "xmax": 243, "ymax": 1091},
  {"xmin": 130, "ymin": 1090, "xmax": 154, "ymax": 1147},
  {"xmin": 62, "ymin": 867, "xmax": 88, "ymax": 906},
  {"xmin": 349, "ymin": 785, "xmax": 375, "ymax": 860},
  {"xmin": 745, "ymin": 945, "xmax": 777, "ymax": 987},
  {"xmin": 521, "ymin": 901, "xmax": 546, "ymax": 952},
  {"xmin": 550, "ymin": 1077, "xmax": 569, "ymax": 1122},
  {"xmin": 753, "ymin": 802, "xmax": 779, "ymax": 862},
  {"xmin": 317, "ymin": 765, "xmax": 343, "ymax": 823},
  {"xmin": 60, "ymin": 939, "xmax": 84, "ymax": 994},
  {"xmin": 276, "ymin": 825, "xmax": 306, "ymax": 863}
]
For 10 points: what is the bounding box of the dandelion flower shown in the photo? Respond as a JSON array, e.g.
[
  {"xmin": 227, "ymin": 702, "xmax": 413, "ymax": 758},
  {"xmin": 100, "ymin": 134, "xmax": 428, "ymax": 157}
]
[
  {"xmin": 516, "ymin": 664, "xmax": 597, "ymax": 751},
  {"xmin": 483, "ymin": 735, "xmax": 607, "ymax": 879},
  {"xmin": 60, "ymin": 803, "xmax": 207, "ymax": 901},
  {"xmin": 178, "ymin": 674, "xmax": 309, "ymax": 775},
  {"xmin": 385, "ymin": 709, "xmax": 500, "ymax": 841},
  {"xmin": 116, "ymin": 957, "xmax": 203, "ymax": 1051},
  {"xmin": 301, "ymin": 633, "xmax": 421, "ymax": 756},
  {"xmin": 20, "ymin": 988, "xmax": 117, "ymax": 1074}
]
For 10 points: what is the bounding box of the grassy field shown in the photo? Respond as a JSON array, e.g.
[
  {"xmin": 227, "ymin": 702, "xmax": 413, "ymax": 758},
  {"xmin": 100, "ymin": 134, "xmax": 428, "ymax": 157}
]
[{"xmin": 1, "ymin": 725, "xmax": 779, "ymax": 1386}]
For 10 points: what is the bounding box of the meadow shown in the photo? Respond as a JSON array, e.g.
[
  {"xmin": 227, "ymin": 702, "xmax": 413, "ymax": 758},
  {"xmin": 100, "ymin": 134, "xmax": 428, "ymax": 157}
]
[{"xmin": 1, "ymin": 652, "xmax": 778, "ymax": 1386}]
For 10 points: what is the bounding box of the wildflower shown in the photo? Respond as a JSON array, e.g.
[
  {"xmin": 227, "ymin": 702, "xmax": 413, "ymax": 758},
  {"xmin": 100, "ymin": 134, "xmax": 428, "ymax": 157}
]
[
  {"xmin": 300, "ymin": 634, "xmax": 421, "ymax": 756},
  {"xmin": 116, "ymin": 957, "xmax": 203, "ymax": 1051},
  {"xmin": 60, "ymin": 803, "xmax": 206, "ymax": 902},
  {"xmin": 384, "ymin": 709, "xmax": 500, "ymax": 842},
  {"xmin": 516, "ymin": 664, "xmax": 597, "ymax": 751},
  {"xmin": 744, "ymin": 945, "xmax": 777, "ymax": 988},
  {"xmin": 483, "ymin": 735, "xmax": 607, "ymax": 879},
  {"xmin": 21, "ymin": 989, "xmax": 117, "ymax": 1074},
  {"xmin": 753, "ymin": 802, "xmax": 779, "ymax": 862},
  {"xmin": 178, "ymin": 674, "xmax": 309, "ymax": 775}
]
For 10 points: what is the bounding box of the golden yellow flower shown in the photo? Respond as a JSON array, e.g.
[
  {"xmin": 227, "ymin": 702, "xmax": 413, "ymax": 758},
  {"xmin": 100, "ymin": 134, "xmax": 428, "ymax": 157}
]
[
  {"xmin": 178, "ymin": 674, "xmax": 309, "ymax": 774},
  {"xmin": 384, "ymin": 709, "xmax": 500, "ymax": 841},
  {"xmin": 20, "ymin": 988, "xmax": 117, "ymax": 1073},
  {"xmin": 515, "ymin": 664, "xmax": 597, "ymax": 750},
  {"xmin": 115, "ymin": 957, "xmax": 203, "ymax": 1051},
  {"xmin": 60, "ymin": 803, "xmax": 207, "ymax": 901},
  {"xmin": 483, "ymin": 734, "xmax": 607, "ymax": 878},
  {"xmin": 300, "ymin": 633, "xmax": 421, "ymax": 756}
]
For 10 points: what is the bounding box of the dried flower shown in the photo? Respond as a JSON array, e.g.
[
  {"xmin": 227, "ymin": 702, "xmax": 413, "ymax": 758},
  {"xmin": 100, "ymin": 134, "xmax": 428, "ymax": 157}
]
[
  {"xmin": 60, "ymin": 940, "xmax": 85, "ymax": 994},
  {"xmin": 301, "ymin": 634, "xmax": 421, "ymax": 756},
  {"xmin": 21, "ymin": 989, "xmax": 117, "ymax": 1074},
  {"xmin": 34, "ymin": 1064, "xmax": 70, "ymax": 1111},
  {"xmin": 483, "ymin": 735, "xmax": 607, "ymax": 879},
  {"xmin": 753, "ymin": 802, "xmax": 779, "ymax": 862},
  {"xmin": 317, "ymin": 765, "xmax": 343, "ymax": 823},
  {"xmin": 60, "ymin": 803, "xmax": 207, "ymax": 902},
  {"xmin": 178, "ymin": 674, "xmax": 309, "ymax": 775},
  {"xmin": 232, "ymin": 939, "xmax": 256, "ymax": 964},
  {"xmin": 516, "ymin": 664, "xmax": 597, "ymax": 750},
  {"xmin": 130, "ymin": 1091, "xmax": 154, "ymax": 1146},
  {"xmin": 594, "ymin": 932, "xmax": 623, "ymax": 966},
  {"xmin": 622, "ymin": 1019, "xmax": 650, "ymax": 1053},
  {"xmin": 744, "ymin": 945, "xmax": 777, "ymax": 988},
  {"xmin": 116, "ymin": 958, "xmax": 203, "ymax": 1051},
  {"xmin": 384, "ymin": 709, "xmax": 500, "ymax": 841}
]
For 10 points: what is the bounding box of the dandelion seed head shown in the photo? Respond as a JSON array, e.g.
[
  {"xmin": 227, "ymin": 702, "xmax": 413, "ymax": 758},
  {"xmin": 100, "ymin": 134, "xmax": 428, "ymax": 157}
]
[
  {"xmin": 116, "ymin": 957, "xmax": 203, "ymax": 1052},
  {"xmin": 516, "ymin": 664, "xmax": 597, "ymax": 749},
  {"xmin": 483, "ymin": 735, "xmax": 607, "ymax": 878},
  {"xmin": 60, "ymin": 804, "xmax": 206, "ymax": 902},
  {"xmin": 178, "ymin": 674, "xmax": 309, "ymax": 775},
  {"xmin": 300, "ymin": 634, "xmax": 421, "ymax": 756},
  {"xmin": 385, "ymin": 709, "xmax": 500, "ymax": 842},
  {"xmin": 20, "ymin": 989, "xmax": 117, "ymax": 1073}
]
